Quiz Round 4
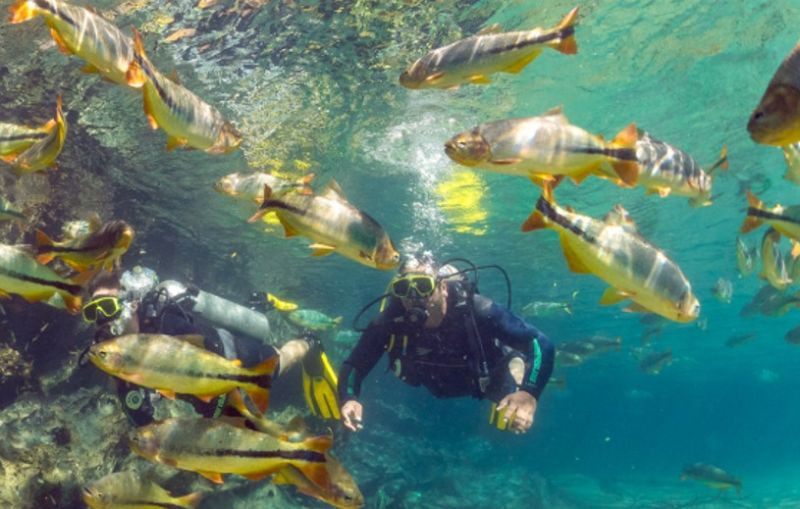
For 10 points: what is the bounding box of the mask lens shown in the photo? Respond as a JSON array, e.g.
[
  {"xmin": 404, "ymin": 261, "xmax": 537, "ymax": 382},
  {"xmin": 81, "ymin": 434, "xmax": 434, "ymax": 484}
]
[
  {"xmin": 412, "ymin": 276, "xmax": 434, "ymax": 296},
  {"xmin": 391, "ymin": 278, "xmax": 411, "ymax": 298},
  {"xmin": 82, "ymin": 297, "xmax": 121, "ymax": 323}
]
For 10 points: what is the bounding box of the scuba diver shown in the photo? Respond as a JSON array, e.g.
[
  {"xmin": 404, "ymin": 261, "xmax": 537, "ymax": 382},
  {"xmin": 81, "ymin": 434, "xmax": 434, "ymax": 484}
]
[
  {"xmin": 339, "ymin": 254, "xmax": 555, "ymax": 434},
  {"xmin": 83, "ymin": 266, "xmax": 341, "ymax": 425}
]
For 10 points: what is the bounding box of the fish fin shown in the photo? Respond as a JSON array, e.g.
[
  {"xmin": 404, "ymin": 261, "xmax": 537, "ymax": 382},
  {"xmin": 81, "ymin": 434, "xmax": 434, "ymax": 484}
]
[
  {"xmin": 61, "ymin": 293, "xmax": 82, "ymax": 314},
  {"xmin": 243, "ymin": 471, "xmax": 275, "ymax": 482},
  {"xmin": 503, "ymin": 51, "xmax": 540, "ymax": 74},
  {"xmin": 541, "ymin": 106, "xmax": 569, "ymax": 123},
  {"xmin": 49, "ymin": 28, "xmax": 72, "ymax": 55},
  {"xmin": 81, "ymin": 64, "xmax": 99, "ymax": 74},
  {"xmin": 279, "ymin": 217, "xmax": 300, "ymax": 238},
  {"xmin": 143, "ymin": 90, "xmax": 159, "ymax": 130},
  {"xmin": 490, "ymin": 158, "xmax": 523, "ymax": 165},
  {"xmin": 197, "ymin": 471, "xmax": 225, "ymax": 484},
  {"xmin": 657, "ymin": 187, "xmax": 671, "ymax": 198},
  {"xmin": 791, "ymin": 240, "xmax": 800, "ymax": 258},
  {"xmin": 0, "ymin": 290, "xmax": 12, "ymax": 299},
  {"xmin": 476, "ymin": 23, "xmax": 502, "ymax": 35},
  {"xmin": 522, "ymin": 183, "xmax": 555, "ymax": 232},
  {"xmin": 424, "ymin": 71, "xmax": 445, "ymax": 84},
  {"xmin": 34, "ymin": 229, "xmax": 55, "ymax": 260},
  {"xmin": 599, "ymin": 287, "xmax": 629, "ymax": 306},
  {"xmin": 559, "ymin": 236, "xmax": 590, "ymax": 273},
  {"xmin": 310, "ymin": 243, "xmax": 336, "ymax": 256},
  {"xmin": 321, "ymin": 179, "xmax": 346, "ymax": 201},
  {"xmin": 246, "ymin": 388, "xmax": 270, "ymax": 413},
  {"xmin": 158, "ymin": 389, "xmax": 178, "ymax": 400},
  {"xmin": 174, "ymin": 334, "xmax": 205, "ymax": 348},
  {"xmin": 707, "ymin": 144, "xmax": 729, "ymax": 174},
  {"xmin": 272, "ymin": 470, "xmax": 291, "ymax": 485},
  {"xmin": 296, "ymin": 463, "xmax": 333, "ymax": 491},
  {"xmin": 688, "ymin": 196, "xmax": 712, "ymax": 208},
  {"xmin": 247, "ymin": 210, "xmax": 268, "ymax": 224},
  {"xmin": 528, "ymin": 173, "xmax": 554, "ymax": 188},
  {"xmin": 166, "ymin": 136, "xmax": 188, "ymax": 151},
  {"xmin": 624, "ymin": 303, "xmax": 650, "ymax": 314},
  {"xmin": 550, "ymin": 7, "xmax": 579, "ymax": 54},
  {"xmin": 446, "ymin": 85, "xmax": 461, "ymax": 91},
  {"xmin": 467, "ymin": 74, "xmax": 493, "ymax": 84},
  {"xmin": 608, "ymin": 123, "xmax": 639, "ymax": 186},
  {"xmin": 9, "ymin": 0, "xmax": 38, "ymax": 23},
  {"xmin": 741, "ymin": 191, "xmax": 764, "ymax": 233},
  {"xmin": 569, "ymin": 167, "xmax": 595, "ymax": 185},
  {"xmin": 167, "ymin": 68, "xmax": 182, "ymax": 85},
  {"xmin": 195, "ymin": 394, "xmax": 218, "ymax": 403},
  {"xmin": 299, "ymin": 172, "xmax": 315, "ymax": 185},
  {"xmin": 253, "ymin": 355, "xmax": 278, "ymax": 376},
  {"xmin": 177, "ymin": 491, "xmax": 205, "ymax": 509},
  {"xmin": 0, "ymin": 154, "xmax": 19, "ymax": 163}
]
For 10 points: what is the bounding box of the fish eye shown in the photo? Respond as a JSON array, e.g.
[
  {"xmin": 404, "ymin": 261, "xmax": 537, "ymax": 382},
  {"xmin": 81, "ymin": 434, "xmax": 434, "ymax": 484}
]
[
  {"xmin": 98, "ymin": 351, "xmax": 107, "ymax": 359},
  {"xmin": 752, "ymin": 111, "xmax": 764, "ymax": 121}
]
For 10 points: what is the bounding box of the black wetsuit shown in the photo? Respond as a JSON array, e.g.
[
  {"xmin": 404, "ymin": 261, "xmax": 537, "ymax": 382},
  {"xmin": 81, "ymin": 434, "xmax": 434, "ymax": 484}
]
[
  {"xmin": 339, "ymin": 280, "xmax": 555, "ymax": 405},
  {"xmin": 96, "ymin": 290, "xmax": 278, "ymax": 426}
]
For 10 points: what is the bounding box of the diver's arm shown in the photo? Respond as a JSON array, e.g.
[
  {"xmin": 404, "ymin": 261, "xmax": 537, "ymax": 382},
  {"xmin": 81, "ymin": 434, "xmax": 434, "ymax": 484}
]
[{"xmin": 338, "ymin": 322, "xmax": 388, "ymax": 403}]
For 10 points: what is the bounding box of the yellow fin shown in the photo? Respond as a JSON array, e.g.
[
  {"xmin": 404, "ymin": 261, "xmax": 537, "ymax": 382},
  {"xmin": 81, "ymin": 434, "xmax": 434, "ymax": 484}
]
[
  {"xmin": 425, "ymin": 71, "xmax": 445, "ymax": 84},
  {"xmin": 277, "ymin": 216, "xmax": 300, "ymax": 237},
  {"xmin": 468, "ymin": 74, "xmax": 492, "ymax": 85},
  {"xmin": 600, "ymin": 287, "xmax": 629, "ymax": 306},
  {"xmin": 321, "ymin": 179, "xmax": 346, "ymax": 201},
  {"xmin": 158, "ymin": 389, "xmax": 177, "ymax": 400},
  {"xmin": 477, "ymin": 23, "xmax": 502, "ymax": 35},
  {"xmin": 81, "ymin": 64, "xmax": 99, "ymax": 74},
  {"xmin": 559, "ymin": 236, "xmax": 590, "ymax": 273},
  {"xmin": 143, "ymin": 91, "xmax": 159, "ymax": 130},
  {"xmin": 49, "ymin": 28, "xmax": 72, "ymax": 55},
  {"xmin": 198, "ymin": 471, "xmax": 224, "ymax": 484},
  {"xmin": 503, "ymin": 50, "xmax": 540, "ymax": 74},
  {"xmin": 166, "ymin": 136, "xmax": 188, "ymax": 151},
  {"xmin": 310, "ymin": 243, "xmax": 336, "ymax": 256}
]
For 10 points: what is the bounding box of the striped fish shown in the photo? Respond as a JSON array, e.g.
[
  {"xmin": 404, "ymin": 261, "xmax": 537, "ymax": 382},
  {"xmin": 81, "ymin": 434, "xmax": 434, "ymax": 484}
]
[
  {"xmin": 129, "ymin": 417, "xmax": 332, "ymax": 487},
  {"xmin": 126, "ymin": 28, "xmax": 242, "ymax": 154},
  {"xmin": 624, "ymin": 130, "xmax": 728, "ymax": 207},
  {"xmin": 83, "ymin": 470, "xmax": 203, "ymax": 509},
  {"xmin": 759, "ymin": 228, "xmax": 792, "ymax": 291},
  {"xmin": 681, "ymin": 463, "xmax": 742, "ymax": 494},
  {"xmin": 522, "ymin": 184, "xmax": 699, "ymax": 323},
  {"xmin": 400, "ymin": 7, "xmax": 578, "ymax": 90},
  {"xmin": 444, "ymin": 107, "xmax": 640, "ymax": 187},
  {"xmin": 247, "ymin": 180, "xmax": 400, "ymax": 270},
  {"xmin": 34, "ymin": 219, "xmax": 134, "ymax": 272},
  {"xmin": 8, "ymin": 94, "xmax": 67, "ymax": 175},
  {"xmin": 10, "ymin": 0, "xmax": 135, "ymax": 86},
  {"xmin": 748, "ymin": 41, "xmax": 800, "ymax": 146},
  {"xmin": 782, "ymin": 143, "xmax": 800, "ymax": 185},
  {"xmin": 741, "ymin": 191, "xmax": 800, "ymax": 243},
  {"xmin": 214, "ymin": 171, "xmax": 314, "ymax": 205},
  {"xmin": 0, "ymin": 243, "xmax": 83, "ymax": 313},
  {"xmin": 88, "ymin": 333, "xmax": 276, "ymax": 411},
  {"xmin": 736, "ymin": 236, "xmax": 756, "ymax": 277},
  {"xmin": 0, "ymin": 122, "xmax": 48, "ymax": 161}
]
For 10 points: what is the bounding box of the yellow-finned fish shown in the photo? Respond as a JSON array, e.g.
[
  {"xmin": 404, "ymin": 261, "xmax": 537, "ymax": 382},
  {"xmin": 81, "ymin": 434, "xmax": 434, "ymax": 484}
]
[
  {"xmin": 9, "ymin": 0, "xmax": 135, "ymax": 86},
  {"xmin": 83, "ymin": 470, "xmax": 204, "ymax": 509},
  {"xmin": 782, "ymin": 143, "xmax": 800, "ymax": 185},
  {"xmin": 626, "ymin": 130, "xmax": 728, "ymax": 207},
  {"xmin": 267, "ymin": 292, "xmax": 299, "ymax": 312},
  {"xmin": 759, "ymin": 228, "xmax": 792, "ymax": 291},
  {"xmin": 522, "ymin": 184, "xmax": 699, "ymax": 323},
  {"xmin": 400, "ymin": 7, "xmax": 578, "ymax": 90},
  {"xmin": 741, "ymin": 191, "xmax": 800, "ymax": 244},
  {"xmin": 126, "ymin": 28, "xmax": 242, "ymax": 154},
  {"xmin": 129, "ymin": 417, "xmax": 333, "ymax": 487},
  {"xmin": 0, "ymin": 243, "xmax": 84, "ymax": 313},
  {"xmin": 88, "ymin": 333, "xmax": 277, "ymax": 411},
  {"xmin": 444, "ymin": 108, "xmax": 640, "ymax": 187},
  {"xmin": 247, "ymin": 180, "xmax": 400, "ymax": 270},
  {"xmin": 736, "ymin": 236, "xmax": 756, "ymax": 277},
  {"xmin": 214, "ymin": 171, "xmax": 314, "ymax": 205},
  {"xmin": 0, "ymin": 122, "xmax": 49, "ymax": 161},
  {"xmin": 681, "ymin": 463, "xmax": 742, "ymax": 494},
  {"xmin": 748, "ymin": 41, "xmax": 800, "ymax": 146},
  {"xmin": 5, "ymin": 94, "xmax": 66, "ymax": 175},
  {"xmin": 35, "ymin": 219, "xmax": 134, "ymax": 272}
]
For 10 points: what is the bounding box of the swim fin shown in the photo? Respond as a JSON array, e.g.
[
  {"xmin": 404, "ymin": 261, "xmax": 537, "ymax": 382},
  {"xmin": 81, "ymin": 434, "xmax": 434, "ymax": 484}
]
[{"xmin": 302, "ymin": 341, "xmax": 341, "ymax": 420}]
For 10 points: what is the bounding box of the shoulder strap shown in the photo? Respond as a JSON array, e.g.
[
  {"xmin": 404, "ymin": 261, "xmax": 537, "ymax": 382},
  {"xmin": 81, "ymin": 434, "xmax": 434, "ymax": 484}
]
[{"xmin": 450, "ymin": 281, "xmax": 491, "ymax": 392}]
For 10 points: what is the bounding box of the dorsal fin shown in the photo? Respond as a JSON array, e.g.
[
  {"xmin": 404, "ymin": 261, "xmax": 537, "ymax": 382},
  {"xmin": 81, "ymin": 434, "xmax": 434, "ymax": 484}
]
[
  {"xmin": 476, "ymin": 23, "xmax": 502, "ymax": 35},
  {"xmin": 321, "ymin": 179, "xmax": 346, "ymax": 201},
  {"xmin": 603, "ymin": 204, "xmax": 637, "ymax": 231},
  {"xmin": 541, "ymin": 106, "xmax": 568, "ymax": 123}
]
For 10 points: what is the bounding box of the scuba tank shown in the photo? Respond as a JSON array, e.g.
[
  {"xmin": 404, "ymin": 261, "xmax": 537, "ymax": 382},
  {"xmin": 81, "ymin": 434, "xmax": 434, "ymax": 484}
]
[{"xmin": 155, "ymin": 280, "xmax": 272, "ymax": 342}]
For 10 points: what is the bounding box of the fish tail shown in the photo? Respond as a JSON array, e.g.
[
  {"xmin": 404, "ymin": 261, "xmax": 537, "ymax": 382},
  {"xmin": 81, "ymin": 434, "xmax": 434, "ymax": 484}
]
[
  {"xmin": 34, "ymin": 229, "xmax": 56, "ymax": 264},
  {"xmin": 9, "ymin": 0, "xmax": 38, "ymax": 24},
  {"xmin": 60, "ymin": 292, "xmax": 82, "ymax": 315},
  {"xmin": 707, "ymin": 144, "xmax": 729, "ymax": 175},
  {"xmin": 607, "ymin": 123, "xmax": 639, "ymax": 187},
  {"xmin": 247, "ymin": 185, "xmax": 275, "ymax": 223},
  {"xmin": 522, "ymin": 182, "xmax": 555, "ymax": 232},
  {"xmin": 549, "ymin": 7, "xmax": 579, "ymax": 55},
  {"xmin": 126, "ymin": 28, "xmax": 148, "ymax": 88},
  {"xmin": 297, "ymin": 462, "xmax": 333, "ymax": 491},
  {"xmin": 741, "ymin": 191, "xmax": 764, "ymax": 233}
]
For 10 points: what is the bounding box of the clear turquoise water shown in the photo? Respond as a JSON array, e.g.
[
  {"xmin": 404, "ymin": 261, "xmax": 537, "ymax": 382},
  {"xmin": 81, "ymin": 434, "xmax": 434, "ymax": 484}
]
[{"xmin": 2, "ymin": 0, "xmax": 800, "ymax": 507}]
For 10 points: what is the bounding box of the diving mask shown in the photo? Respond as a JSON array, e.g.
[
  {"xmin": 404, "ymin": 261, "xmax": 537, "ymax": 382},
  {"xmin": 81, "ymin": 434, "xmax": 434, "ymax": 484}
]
[
  {"xmin": 390, "ymin": 274, "xmax": 436, "ymax": 299},
  {"xmin": 82, "ymin": 296, "xmax": 122, "ymax": 324}
]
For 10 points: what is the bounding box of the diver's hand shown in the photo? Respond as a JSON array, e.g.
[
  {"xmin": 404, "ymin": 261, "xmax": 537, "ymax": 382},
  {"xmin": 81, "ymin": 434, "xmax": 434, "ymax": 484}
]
[
  {"xmin": 496, "ymin": 391, "xmax": 537, "ymax": 434},
  {"xmin": 341, "ymin": 400, "xmax": 364, "ymax": 432}
]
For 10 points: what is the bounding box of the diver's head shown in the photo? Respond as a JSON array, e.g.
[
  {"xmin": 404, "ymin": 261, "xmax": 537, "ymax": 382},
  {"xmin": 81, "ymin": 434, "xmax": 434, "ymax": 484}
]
[
  {"xmin": 391, "ymin": 255, "xmax": 448, "ymax": 326},
  {"xmin": 444, "ymin": 129, "xmax": 491, "ymax": 167},
  {"xmin": 85, "ymin": 266, "xmax": 159, "ymax": 338}
]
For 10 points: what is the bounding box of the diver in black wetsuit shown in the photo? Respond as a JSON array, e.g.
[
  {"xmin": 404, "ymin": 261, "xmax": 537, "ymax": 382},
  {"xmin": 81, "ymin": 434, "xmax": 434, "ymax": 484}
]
[
  {"xmin": 338, "ymin": 255, "xmax": 555, "ymax": 435},
  {"xmin": 84, "ymin": 268, "xmax": 311, "ymax": 426}
]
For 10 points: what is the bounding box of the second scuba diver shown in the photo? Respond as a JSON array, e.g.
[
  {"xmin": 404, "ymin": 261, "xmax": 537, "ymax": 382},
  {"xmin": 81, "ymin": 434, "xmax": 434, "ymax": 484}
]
[
  {"xmin": 83, "ymin": 266, "xmax": 340, "ymax": 425},
  {"xmin": 338, "ymin": 255, "xmax": 555, "ymax": 434}
]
